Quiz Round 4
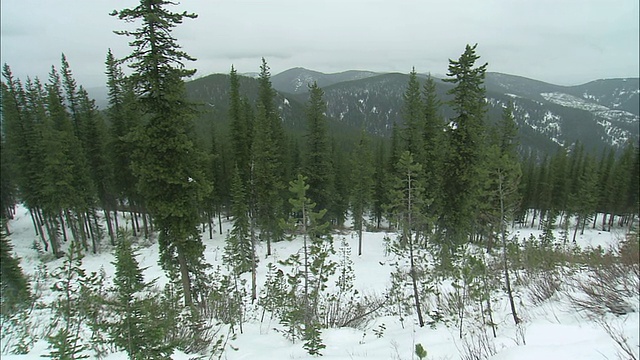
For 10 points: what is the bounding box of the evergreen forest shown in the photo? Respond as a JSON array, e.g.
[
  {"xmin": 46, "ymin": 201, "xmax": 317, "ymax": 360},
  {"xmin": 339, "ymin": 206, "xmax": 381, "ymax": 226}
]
[{"xmin": 1, "ymin": 1, "xmax": 638, "ymax": 359}]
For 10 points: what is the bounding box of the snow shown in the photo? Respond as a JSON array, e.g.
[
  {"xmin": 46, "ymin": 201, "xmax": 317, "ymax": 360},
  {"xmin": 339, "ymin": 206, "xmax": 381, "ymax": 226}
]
[{"xmin": 2, "ymin": 205, "xmax": 639, "ymax": 359}]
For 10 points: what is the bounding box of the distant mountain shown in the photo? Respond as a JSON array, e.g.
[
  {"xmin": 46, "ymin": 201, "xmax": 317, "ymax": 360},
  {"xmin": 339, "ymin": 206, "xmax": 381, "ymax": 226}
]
[
  {"xmin": 271, "ymin": 67, "xmax": 379, "ymax": 94},
  {"xmin": 484, "ymin": 73, "xmax": 639, "ymax": 151},
  {"xmin": 182, "ymin": 73, "xmax": 363, "ymax": 145},
  {"xmin": 276, "ymin": 69, "xmax": 638, "ymax": 154},
  {"xmin": 91, "ymin": 67, "xmax": 638, "ymax": 156}
]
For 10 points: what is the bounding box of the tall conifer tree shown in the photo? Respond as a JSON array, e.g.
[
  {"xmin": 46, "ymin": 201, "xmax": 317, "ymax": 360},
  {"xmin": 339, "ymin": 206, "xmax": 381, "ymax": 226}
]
[
  {"xmin": 253, "ymin": 59, "xmax": 285, "ymax": 255},
  {"xmin": 350, "ymin": 131, "xmax": 374, "ymax": 255},
  {"xmin": 111, "ymin": 0, "xmax": 211, "ymax": 306},
  {"xmin": 401, "ymin": 68, "xmax": 424, "ymax": 158},
  {"xmin": 441, "ymin": 44, "xmax": 488, "ymax": 255},
  {"xmin": 303, "ymin": 82, "xmax": 333, "ymax": 217},
  {"xmin": 421, "ymin": 75, "xmax": 445, "ymax": 227},
  {"xmin": 229, "ymin": 66, "xmax": 252, "ymax": 186}
]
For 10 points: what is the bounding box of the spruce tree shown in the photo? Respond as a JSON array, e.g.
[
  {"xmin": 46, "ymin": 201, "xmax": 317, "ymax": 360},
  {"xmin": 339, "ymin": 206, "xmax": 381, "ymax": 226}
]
[
  {"xmin": 108, "ymin": 231, "xmax": 173, "ymax": 359},
  {"xmin": 252, "ymin": 103, "xmax": 283, "ymax": 256},
  {"xmin": 253, "ymin": 59, "xmax": 285, "ymax": 255},
  {"xmin": 401, "ymin": 68, "xmax": 424, "ymax": 158},
  {"xmin": 483, "ymin": 105, "xmax": 522, "ymax": 324},
  {"xmin": 0, "ymin": 224, "xmax": 31, "ymax": 314},
  {"xmin": 372, "ymin": 140, "xmax": 388, "ymax": 229},
  {"xmin": 46, "ymin": 239, "xmax": 92, "ymax": 359},
  {"xmin": 77, "ymin": 86, "xmax": 112, "ymax": 247},
  {"xmin": 331, "ymin": 141, "xmax": 350, "ymax": 228},
  {"xmin": 112, "ymin": 0, "xmax": 211, "ymax": 306},
  {"xmin": 224, "ymin": 166, "xmax": 255, "ymax": 276},
  {"xmin": 387, "ymin": 151, "xmax": 429, "ymax": 327},
  {"xmin": 43, "ymin": 65, "xmax": 96, "ymax": 253},
  {"xmin": 572, "ymin": 155, "xmax": 599, "ymax": 240},
  {"xmin": 350, "ymin": 131, "xmax": 374, "ymax": 255},
  {"xmin": 303, "ymin": 81, "xmax": 334, "ymax": 219},
  {"xmin": 60, "ymin": 54, "xmax": 83, "ymax": 141},
  {"xmin": 281, "ymin": 174, "xmax": 335, "ymax": 355},
  {"xmin": 421, "ymin": 75, "xmax": 445, "ymax": 225},
  {"xmin": 611, "ymin": 143, "xmax": 636, "ymax": 224},
  {"xmin": 105, "ymin": 49, "xmax": 141, "ymax": 210},
  {"xmin": 0, "ymin": 139, "xmax": 17, "ymax": 228},
  {"xmin": 441, "ymin": 44, "xmax": 488, "ymax": 256},
  {"xmin": 229, "ymin": 66, "xmax": 253, "ymax": 186},
  {"xmin": 1, "ymin": 67, "xmax": 48, "ymax": 249}
]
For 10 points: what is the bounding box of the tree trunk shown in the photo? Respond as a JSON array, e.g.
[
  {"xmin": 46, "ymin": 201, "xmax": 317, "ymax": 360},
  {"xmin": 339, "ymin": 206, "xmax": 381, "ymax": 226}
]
[
  {"xmin": 29, "ymin": 208, "xmax": 39, "ymax": 237},
  {"xmin": 88, "ymin": 211, "xmax": 98, "ymax": 254},
  {"xmin": 499, "ymin": 172, "xmax": 520, "ymax": 325},
  {"xmin": 250, "ymin": 217, "xmax": 257, "ymax": 301},
  {"xmin": 65, "ymin": 210, "xmax": 78, "ymax": 244},
  {"xmin": 358, "ymin": 222, "xmax": 363, "ymax": 256},
  {"xmin": 32, "ymin": 208, "xmax": 49, "ymax": 252},
  {"xmin": 530, "ymin": 208, "xmax": 537, "ymax": 228},
  {"xmin": 44, "ymin": 215, "xmax": 60, "ymax": 258},
  {"xmin": 113, "ymin": 210, "xmax": 120, "ymax": 233},
  {"xmin": 208, "ymin": 212, "xmax": 213, "ymax": 239},
  {"xmin": 177, "ymin": 246, "xmax": 193, "ymax": 306},
  {"xmin": 128, "ymin": 210, "xmax": 136, "ymax": 236},
  {"xmin": 572, "ymin": 215, "xmax": 580, "ymax": 243},
  {"xmin": 141, "ymin": 211, "xmax": 149, "ymax": 239},
  {"xmin": 133, "ymin": 211, "xmax": 140, "ymax": 234},
  {"xmin": 409, "ymin": 230, "xmax": 425, "ymax": 327},
  {"xmin": 104, "ymin": 209, "xmax": 115, "ymax": 246}
]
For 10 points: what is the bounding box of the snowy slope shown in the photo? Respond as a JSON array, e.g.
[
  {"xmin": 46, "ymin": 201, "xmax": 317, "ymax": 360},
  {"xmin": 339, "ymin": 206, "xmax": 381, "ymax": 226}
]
[{"xmin": 1, "ymin": 205, "xmax": 638, "ymax": 359}]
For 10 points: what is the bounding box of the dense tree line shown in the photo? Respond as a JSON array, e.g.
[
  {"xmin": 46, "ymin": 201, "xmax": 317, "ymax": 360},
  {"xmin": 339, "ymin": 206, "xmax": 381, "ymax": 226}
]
[{"xmin": 1, "ymin": 1, "xmax": 638, "ymax": 356}]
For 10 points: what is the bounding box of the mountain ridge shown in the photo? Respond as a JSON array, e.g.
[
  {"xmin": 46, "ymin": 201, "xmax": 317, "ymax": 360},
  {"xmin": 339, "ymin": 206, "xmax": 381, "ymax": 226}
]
[{"xmin": 89, "ymin": 67, "xmax": 638, "ymax": 155}]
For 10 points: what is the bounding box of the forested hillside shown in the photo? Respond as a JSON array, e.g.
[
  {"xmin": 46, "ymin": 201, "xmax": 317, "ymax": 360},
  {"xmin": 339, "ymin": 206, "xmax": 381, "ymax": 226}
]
[{"xmin": 1, "ymin": 1, "xmax": 638, "ymax": 359}]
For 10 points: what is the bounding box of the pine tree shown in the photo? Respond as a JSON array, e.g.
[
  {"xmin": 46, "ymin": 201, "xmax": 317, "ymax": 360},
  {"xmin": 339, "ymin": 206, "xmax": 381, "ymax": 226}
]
[
  {"xmin": 331, "ymin": 141, "xmax": 350, "ymax": 228},
  {"xmin": 2, "ymin": 67, "xmax": 48, "ymax": 249},
  {"xmin": 572, "ymin": 155, "xmax": 599, "ymax": 240},
  {"xmin": 401, "ymin": 68, "xmax": 424, "ymax": 158},
  {"xmin": 112, "ymin": 0, "xmax": 211, "ymax": 306},
  {"xmin": 60, "ymin": 54, "xmax": 82, "ymax": 138},
  {"xmin": 595, "ymin": 148, "xmax": 616, "ymax": 231},
  {"xmin": 303, "ymin": 82, "xmax": 334, "ymax": 219},
  {"xmin": 105, "ymin": 49, "xmax": 141, "ymax": 209},
  {"xmin": 350, "ymin": 131, "xmax": 374, "ymax": 255},
  {"xmin": 441, "ymin": 44, "xmax": 488, "ymax": 255},
  {"xmin": 77, "ymin": 86, "xmax": 112, "ymax": 248},
  {"xmin": 0, "ymin": 139, "xmax": 17, "ymax": 228},
  {"xmin": 43, "ymin": 65, "xmax": 96, "ymax": 253},
  {"xmin": 229, "ymin": 66, "xmax": 253, "ymax": 186},
  {"xmin": 421, "ymin": 75, "xmax": 445, "ymax": 225},
  {"xmin": 481, "ymin": 103, "xmax": 522, "ymax": 325},
  {"xmin": 479, "ymin": 103, "xmax": 520, "ymax": 250},
  {"xmin": 372, "ymin": 140, "xmax": 388, "ymax": 229},
  {"xmin": 108, "ymin": 231, "xmax": 173, "ymax": 359},
  {"xmin": 611, "ymin": 143, "xmax": 636, "ymax": 225},
  {"xmin": 253, "ymin": 59, "xmax": 285, "ymax": 255},
  {"xmin": 388, "ymin": 151, "xmax": 428, "ymax": 327},
  {"xmin": 0, "ymin": 224, "xmax": 31, "ymax": 314},
  {"xmin": 46, "ymin": 239, "xmax": 92, "ymax": 360},
  {"xmin": 257, "ymin": 58, "xmax": 287, "ymax": 184},
  {"xmin": 224, "ymin": 166, "xmax": 255, "ymax": 275},
  {"xmin": 281, "ymin": 174, "xmax": 335, "ymax": 355},
  {"xmin": 252, "ymin": 103, "xmax": 283, "ymax": 256}
]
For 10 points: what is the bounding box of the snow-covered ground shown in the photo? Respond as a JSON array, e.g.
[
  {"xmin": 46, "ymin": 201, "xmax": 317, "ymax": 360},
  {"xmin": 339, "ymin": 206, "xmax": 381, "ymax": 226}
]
[{"xmin": 2, "ymin": 205, "xmax": 639, "ymax": 359}]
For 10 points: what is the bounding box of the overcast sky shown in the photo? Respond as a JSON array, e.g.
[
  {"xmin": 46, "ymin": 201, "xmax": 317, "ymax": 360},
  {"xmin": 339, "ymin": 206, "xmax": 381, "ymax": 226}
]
[{"xmin": 1, "ymin": 0, "xmax": 638, "ymax": 89}]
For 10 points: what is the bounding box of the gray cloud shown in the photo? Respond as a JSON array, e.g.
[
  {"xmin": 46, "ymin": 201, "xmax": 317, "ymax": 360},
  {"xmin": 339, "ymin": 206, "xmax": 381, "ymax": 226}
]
[{"xmin": 1, "ymin": 0, "xmax": 637, "ymax": 88}]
